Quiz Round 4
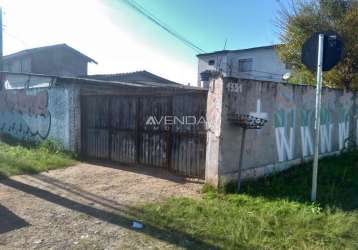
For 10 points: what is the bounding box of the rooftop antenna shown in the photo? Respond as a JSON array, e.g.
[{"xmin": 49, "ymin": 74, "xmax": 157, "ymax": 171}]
[{"xmin": 216, "ymin": 38, "xmax": 228, "ymax": 72}]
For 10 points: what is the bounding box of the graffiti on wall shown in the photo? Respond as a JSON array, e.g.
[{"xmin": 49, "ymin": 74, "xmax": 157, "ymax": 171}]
[
  {"xmin": 274, "ymin": 85, "xmax": 296, "ymax": 162},
  {"xmin": 0, "ymin": 90, "xmax": 51, "ymax": 140},
  {"xmin": 273, "ymin": 86, "xmax": 356, "ymax": 162},
  {"xmin": 337, "ymin": 91, "xmax": 353, "ymax": 150}
]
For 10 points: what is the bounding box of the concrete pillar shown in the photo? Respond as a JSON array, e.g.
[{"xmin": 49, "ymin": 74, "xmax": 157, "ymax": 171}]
[
  {"xmin": 205, "ymin": 75, "xmax": 225, "ymax": 187},
  {"xmin": 205, "ymin": 76, "xmax": 248, "ymax": 187}
]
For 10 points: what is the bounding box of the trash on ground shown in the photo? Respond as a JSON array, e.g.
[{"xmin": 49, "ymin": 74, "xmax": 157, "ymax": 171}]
[{"xmin": 131, "ymin": 221, "xmax": 144, "ymax": 229}]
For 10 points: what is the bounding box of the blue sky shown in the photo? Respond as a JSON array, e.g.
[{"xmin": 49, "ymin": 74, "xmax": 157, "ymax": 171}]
[{"xmin": 0, "ymin": 0, "xmax": 282, "ymax": 84}]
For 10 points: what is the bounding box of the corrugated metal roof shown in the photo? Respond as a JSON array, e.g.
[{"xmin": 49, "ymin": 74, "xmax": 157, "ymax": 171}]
[
  {"xmin": 3, "ymin": 44, "xmax": 97, "ymax": 64},
  {"xmin": 85, "ymin": 70, "xmax": 180, "ymax": 86},
  {"xmin": 1, "ymin": 71, "xmax": 206, "ymax": 92}
]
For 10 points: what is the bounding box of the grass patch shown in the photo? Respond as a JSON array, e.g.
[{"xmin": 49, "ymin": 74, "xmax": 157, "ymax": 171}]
[
  {"xmin": 0, "ymin": 137, "xmax": 75, "ymax": 179},
  {"xmin": 241, "ymin": 151, "xmax": 358, "ymax": 210},
  {"xmin": 137, "ymin": 152, "xmax": 358, "ymax": 249}
]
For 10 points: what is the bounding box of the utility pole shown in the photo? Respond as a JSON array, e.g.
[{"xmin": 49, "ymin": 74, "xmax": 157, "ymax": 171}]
[
  {"xmin": 0, "ymin": 7, "xmax": 3, "ymax": 91},
  {"xmin": 0, "ymin": 7, "xmax": 3, "ymax": 73}
]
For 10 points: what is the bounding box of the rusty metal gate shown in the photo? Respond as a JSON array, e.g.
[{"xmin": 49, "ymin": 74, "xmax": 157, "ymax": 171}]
[{"xmin": 81, "ymin": 93, "xmax": 207, "ymax": 178}]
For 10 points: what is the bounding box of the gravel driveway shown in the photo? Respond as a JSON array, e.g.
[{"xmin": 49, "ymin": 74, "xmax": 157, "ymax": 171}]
[{"xmin": 0, "ymin": 163, "xmax": 203, "ymax": 250}]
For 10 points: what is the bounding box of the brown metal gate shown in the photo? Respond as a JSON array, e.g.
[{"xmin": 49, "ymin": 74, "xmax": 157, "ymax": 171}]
[{"xmin": 81, "ymin": 93, "xmax": 206, "ymax": 178}]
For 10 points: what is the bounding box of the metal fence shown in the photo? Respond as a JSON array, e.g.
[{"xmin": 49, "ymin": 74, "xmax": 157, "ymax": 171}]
[{"xmin": 81, "ymin": 93, "xmax": 207, "ymax": 178}]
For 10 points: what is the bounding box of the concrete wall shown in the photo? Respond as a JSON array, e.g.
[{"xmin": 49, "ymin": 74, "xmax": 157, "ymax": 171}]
[
  {"xmin": 0, "ymin": 82, "xmax": 80, "ymax": 151},
  {"xmin": 205, "ymin": 76, "xmax": 357, "ymax": 186},
  {"xmin": 198, "ymin": 47, "xmax": 290, "ymax": 87}
]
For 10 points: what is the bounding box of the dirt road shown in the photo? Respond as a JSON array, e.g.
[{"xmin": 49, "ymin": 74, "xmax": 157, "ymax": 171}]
[{"xmin": 0, "ymin": 163, "xmax": 203, "ymax": 250}]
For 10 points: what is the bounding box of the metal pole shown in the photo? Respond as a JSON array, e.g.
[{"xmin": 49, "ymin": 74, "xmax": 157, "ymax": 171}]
[
  {"xmin": 237, "ymin": 128, "xmax": 246, "ymax": 192},
  {"xmin": 0, "ymin": 7, "xmax": 2, "ymax": 72},
  {"xmin": 311, "ymin": 34, "xmax": 324, "ymax": 202},
  {"xmin": 0, "ymin": 7, "xmax": 3, "ymax": 91}
]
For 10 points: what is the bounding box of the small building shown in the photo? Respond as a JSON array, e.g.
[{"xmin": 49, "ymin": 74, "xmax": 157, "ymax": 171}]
[
  {"xmin": 0, "ymin": 71, "xmax": 207, "ymax": 179},
  {"xmin": 197, "ymin": 45, "xmax": 291, "ymax": 87},
  {"xmin": 3, "ymin": 44, "xmax": 97, "ymax": 77}
]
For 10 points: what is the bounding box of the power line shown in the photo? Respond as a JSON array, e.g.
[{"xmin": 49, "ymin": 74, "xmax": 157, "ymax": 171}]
[
  {"xmin": 3, "ymin": 28, "xmax": 29, "ymax": 47},
  {"xmin": 123, "ymin": 0, "xmax": 205, "ymax": 53},
  {"xmin": 121, "ymin": 0, "xmax": 205, "ymax": 53}
]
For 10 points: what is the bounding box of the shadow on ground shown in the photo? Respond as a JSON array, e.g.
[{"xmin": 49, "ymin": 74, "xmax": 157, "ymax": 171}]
[
  {"xmin": 85, "ymin": 160, "xmax": 204, "ymax": 184},
  {"xmin": 0, "ymin": 204, "xmax": 30, "ymax": 234},
  {"xmin": 0, "ymin": 177, "xmax": 215, "ymax": 249}
]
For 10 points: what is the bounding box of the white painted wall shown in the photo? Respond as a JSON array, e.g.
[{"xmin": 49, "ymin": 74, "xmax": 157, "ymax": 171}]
[{"xmin": 197, "ymin": 47, "xmax": 290, "ymax": 87}]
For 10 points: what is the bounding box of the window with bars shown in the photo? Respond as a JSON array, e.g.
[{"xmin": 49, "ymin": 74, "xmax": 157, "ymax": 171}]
[{"xmin": 208, "ymin": 59, "xmax": 215, "ymax": 66}]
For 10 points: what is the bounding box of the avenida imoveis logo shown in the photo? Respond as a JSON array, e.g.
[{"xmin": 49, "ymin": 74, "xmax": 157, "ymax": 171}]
[{"xmin": 145, "ymin": 115, "xmax": 208, "ymax": 127}]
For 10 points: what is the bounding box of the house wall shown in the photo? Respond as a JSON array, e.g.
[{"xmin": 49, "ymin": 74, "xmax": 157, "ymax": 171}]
[
  {"xmin": 0, "ymin": 79, "xmax": 81, "ymax": 151},
  {"xmin": 4, "ymin": 48, "xmax": 88, "ymax": 77},
  {"xmin": 206, "ymin": 76, "xmax": 357, "ymax": 186},
  {"xmin": 4, "ymin": 57, "xmax": 32, "ymax": 73},
  {"xmin": 31, "ymin": 48, "xmax": 88, "ymax": 76},
  {"xmin": 197, "ymin": 53, "xmax": 227, "ymax": 84},
  {"xmin": 198, "ymin": 47, "xmax": 289, "ymax": 87},
  {"xmin": 228, "ymin": 48, "xmax": 288, "ymax": 81}
]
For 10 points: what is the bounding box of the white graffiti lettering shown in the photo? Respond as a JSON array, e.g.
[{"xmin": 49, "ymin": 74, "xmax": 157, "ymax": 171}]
[
  {"xmin": 300, "ymin": 126, "xmax": 313, "ymax": 157},
  {"xmin": 320, "ymin": 124, "xmax": 333, "ymax": 153},
  {"xmin": 275, "ymin": 127, "xmax": 295, "ymax": 162},
  {"xmin": 338, "ymin": 121, "xmax": 350, "ymax": 150}
]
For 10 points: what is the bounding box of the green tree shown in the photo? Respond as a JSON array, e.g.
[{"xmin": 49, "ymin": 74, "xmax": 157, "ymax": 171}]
[{"xmin": 277, "ymin": 0, "xmax": 358, "ymax": 89}]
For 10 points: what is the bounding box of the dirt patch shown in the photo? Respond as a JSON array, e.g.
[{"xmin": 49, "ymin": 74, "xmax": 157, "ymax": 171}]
[{"xmin": 0, "ymin": 163, "xmax": 203, "ymax": 250}]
